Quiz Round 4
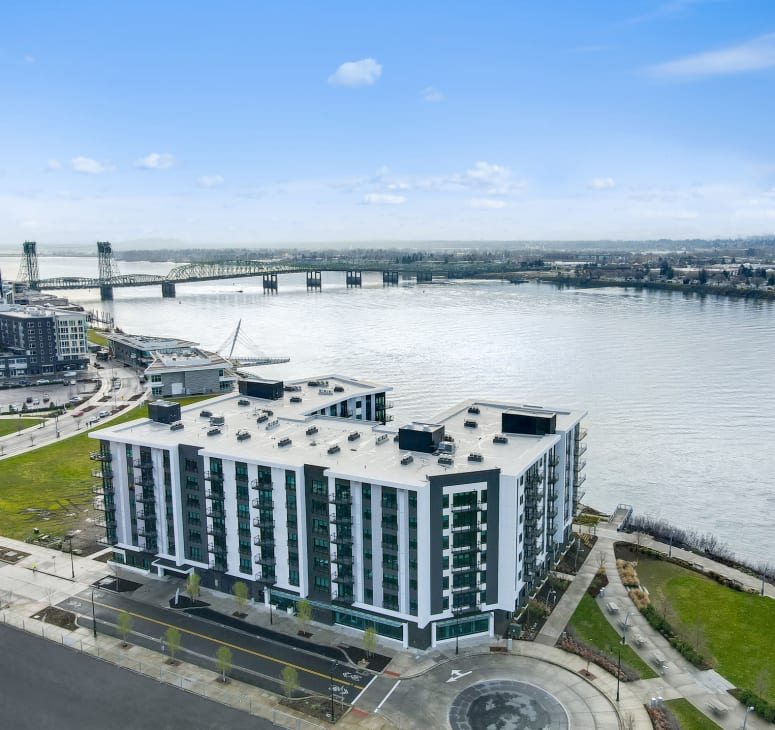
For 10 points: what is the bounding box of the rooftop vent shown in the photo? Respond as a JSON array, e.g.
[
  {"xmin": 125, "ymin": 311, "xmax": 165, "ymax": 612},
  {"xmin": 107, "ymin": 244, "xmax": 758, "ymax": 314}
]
[
  {"xmin": 290, "ymin": 396, "xmax": 302, "ymax": 403},
  {"xmin": 236, "ymin": 429, "xmax": 251, "ymax": 441},
  {"xmin": 464, "ymin": 419, "xmax": 478, "ymax": 429},
  {"xmin": 334, "ymin": 385, "xmax": 344, "ymax": 393},
  {"xmin": 207, "ymin": 427, "xmax": 221, "ymax": 436},
  {"xmin": 209, "ymin": 415, "xmax": 225, "ymax": 426},
  {"xmin": 347, "ymin": 431, "xmax": 361, "ymax": 442},
  {"xmin": 318, "ymin": 388, "xmax": 333, "ymax": 396},
  {"xmin": 442, "ymin": 434, "xmax": 455, "ymax": 442},
  {"xmin": 265, "ymin": 419, "xmax": 279, "ymax": 430},
  {"xmin": 256, "ymin": 414, "xmax": 269, "ymax": 424},
  {"xmin": 238, "ymin": 399, "xmax": 250, "ymax": 406},
  {"xmin": 328, "ymin": 444, "xmax": 341, "ymax": 455},
  {"xmin": 468, "ymin": 406, "xmax": 480, "ymax": 415},
  {"xmin": 437, "ymin": 441, "xmax": 455, "ymax": 454},
  {"xmin": 467, "ymin": 452, "xmax": 483, "ymax": 463},
  {"xmin": 375, "ymin": 434, "xmax": 388, "ymax": 445},
  {"xmin": 493, "ymin": 434, "xmax": 508, "ymax": 444},
  {"xmin": 284, "ymin": 385, "xmax": 302, "ymax": 392},
  {"xmin": 278, "ymin": 437, "xmax": 292, "ymax": 447},
  {"xmin": 170, "ymin": 421, "xmax": 184, "ymax": 431},
  {"xmin": 308, "ymin": 379, "xmax": 329, "ymax": 387},
  {"xmin": 263, "ymin": 409, "xmax": 274, "ymax": 417},
  {"xmin": 200, "ymin": 409, "xmax": 212, "ymax": 418},
  {"xmin": 306, "ymin": 426, "xmax": 319, "ymax": 436},
  {"xmin": 400, "ymin": 454, "xmax": 414, "ymax": 465},
  {"xmin": 438, "ymin": 456, "xmax": 454, "ymax": 466}
]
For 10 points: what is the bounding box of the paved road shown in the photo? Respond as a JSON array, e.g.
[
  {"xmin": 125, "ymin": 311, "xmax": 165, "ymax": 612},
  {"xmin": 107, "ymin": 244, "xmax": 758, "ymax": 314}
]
[
  {"xmin": 0, "ymin": 623, "xmax": 278, "ymax": 730},
  {"xmin": 59, "ymin": 588, "xmax": 369, "ymax": 702}
]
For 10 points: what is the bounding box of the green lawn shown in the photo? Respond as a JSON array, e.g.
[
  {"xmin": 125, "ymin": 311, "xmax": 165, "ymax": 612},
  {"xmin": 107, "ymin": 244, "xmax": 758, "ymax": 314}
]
[
  {"xmin": 568, "ymin": 593, "xmax": 658, "ymax": 679},
  {"xmin": 665, "ymin": 699, "xmax": 722, "ymax": 730},
  {"xmin": 0, "ymin": 393, "xmax": 222, "ymax": 541},
  {"xmin": 633, "ymin": 555, "xmax": 775, "ymax": 703},
  {"xmin": 87, "ymin": 328, "xmax": 109, "ymax": 347},
  {"xmin": 0, "ymin": 418, "xmax": 43, "ymax": 436}
]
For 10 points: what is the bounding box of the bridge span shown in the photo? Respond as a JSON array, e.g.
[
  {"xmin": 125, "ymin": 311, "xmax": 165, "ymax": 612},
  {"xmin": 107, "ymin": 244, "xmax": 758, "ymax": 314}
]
[{"xmin": 14, "ymin": 241, "xmax": 510, "ymax": 300}]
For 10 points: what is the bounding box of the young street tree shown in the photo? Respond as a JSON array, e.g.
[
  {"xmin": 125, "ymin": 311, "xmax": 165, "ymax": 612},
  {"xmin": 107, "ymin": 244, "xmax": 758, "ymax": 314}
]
[
  {"xmin": 164, "ymin": 626, "xmax": 182, "ymax": 664},
  {"xmin": 215, "ymin": 645, "xmax": 233, "ymax": 683},
  {"xmin": 362, "ymin": 625, "xmax": 378, "ymax": 660},
  {"xmin": 281, "ymin": 666, "xmax": 299, "ymax": 698},
  {"xmin": 232, "ymin": 581, "xmax": 249, "ymax": 611},
  {"xmin": 117, "ymin": 611, "xmax": 133, "ymax": 646},
  {"xmin": 186, "ymin": 571, "xmax": 200, "ymax": 603},
  {"xmin": 296, "ymin": 599, "xmax": 312, "ymax": 635}
]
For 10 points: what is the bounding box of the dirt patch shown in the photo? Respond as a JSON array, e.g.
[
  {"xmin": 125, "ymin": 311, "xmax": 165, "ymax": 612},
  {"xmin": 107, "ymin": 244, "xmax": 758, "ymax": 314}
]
[
  {"xmin": 280, "ymin": 695, "xmax": 348, "ymax": 724},
  {"xmin": 0, "ymin": 546, "xmax": 30, "ymax": 564},
  {"xmin": 168, "ymin": 595, "xmax": 210, "ymax": 609},
  {"xmin": 93, "ymin": 575, "xmax": 143, "ymax": 593},
  {"xmin": 232, "ymin": 611, "xmax": 248, "ymax": 619},
  {"xmin": 31, "ymin": 606, "xmax": 78, "ymax": 631}
]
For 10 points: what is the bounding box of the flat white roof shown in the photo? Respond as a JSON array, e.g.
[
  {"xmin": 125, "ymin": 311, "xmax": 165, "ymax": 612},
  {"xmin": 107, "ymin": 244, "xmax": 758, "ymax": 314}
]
[{"xmin": 92, "ymin": 374, "xmax": 585, "ymax": 489}]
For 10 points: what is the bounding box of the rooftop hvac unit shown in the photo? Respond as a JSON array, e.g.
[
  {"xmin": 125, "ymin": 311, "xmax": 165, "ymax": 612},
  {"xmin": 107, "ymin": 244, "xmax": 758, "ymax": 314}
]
[
  {"xmin": 400, "ymin": 454, "xmax": 414, "ymax": 465},
  {"xmin": 170, "ymin": 421, "xmax": 184, "ymax": 431},
  {"xmin": 200, "ymin": 409, "xmax": 212, "ymax": 418},
  {"xmin": 256, "ymin": 414, "xmax": 269, "ymax": 424},
  {"xmin": 209, "ymin": 415, "xmax": 225, "ymax": 426},
  {"xmin": 334, "ymin": 385, "xmax": 344, "ymax": 392},
  {"xmin": 278, "ymin": 437, "xmax": 292, "ymax": 447},
  {"xmin": 265, "ymin": 419, "xmax": 279, "ymax": 430},
  {"xmin": 236, "ymin": 429, "xmax": 251, "ymax": 441},
  {"xmin": 438, "ymin": 456, "xmax": 454, "ymax": 466},
  {"xmin": 464, "ymin": 419, "xmax": 478, "ymax": 428},
  {"xmin": 468, "ymin": 453, "xmax": 483, "ymax": 463},
  {"xmin": 375, "ymin": 434, "xmax": 389, "ymax": 445},
  {"xmin": 207, "ymin": 427, "xmax": 221, "ymax": 436},
  {"xmin": 290, "ymin": 396, "xmax": 302, "ymax": 403},
  {"xmin": 347, "ymin": 431, "xmax": 361, "ymax": 442},
  {"xmin": 283, "ymin": 384, "xmax": 302, "ymax": 392},
  {"xmin": 319, "ymin": 388, "xmax": 333, "ymax": 395},
  {"xmin": 493, "ymin": 434, "xmax": 509, "ymax": 444},
  {"xmin": 442, "ymin": 434, "xmax": 455, "ymax": 442},
  {"xmin": 238, "ymin": 399, "xmax": 250, "ymax": 406},
  {"xmin": 328, "ymin": 444, "xmax": 341, "ymax": 455},
  {"xmin": 306, "ymin": 426, "xmax": 319, "ymax": 436},
  {"xmin": 468, "ymin": 406, "xmax": 480, "ymax": 415}
]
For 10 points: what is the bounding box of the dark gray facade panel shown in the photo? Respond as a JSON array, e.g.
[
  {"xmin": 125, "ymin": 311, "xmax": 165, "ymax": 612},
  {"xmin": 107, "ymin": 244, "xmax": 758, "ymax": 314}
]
[
  {"xmin": 429, "ymin": 483, "xmax": 443, "ymax": 615},
  {"xmin": 303, "ymin": 463, "xmax": 330, "ymax": 602},
  {"xmin": 408, "ymin": 621, "xmax": 431, "ymax": 650}
]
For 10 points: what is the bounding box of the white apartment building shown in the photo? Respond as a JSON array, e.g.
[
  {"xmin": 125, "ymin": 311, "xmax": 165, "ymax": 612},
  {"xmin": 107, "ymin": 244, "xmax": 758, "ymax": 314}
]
[{"xmin": 90, "ymin": 375, "xmax": 586, "ymax": 649}]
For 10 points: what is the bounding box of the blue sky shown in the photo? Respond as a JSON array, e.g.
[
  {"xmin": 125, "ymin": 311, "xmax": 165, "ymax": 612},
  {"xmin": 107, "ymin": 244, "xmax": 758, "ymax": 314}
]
[{"xmin": 2, "ymin": 0, "xmax": 775, "ymax": 245}]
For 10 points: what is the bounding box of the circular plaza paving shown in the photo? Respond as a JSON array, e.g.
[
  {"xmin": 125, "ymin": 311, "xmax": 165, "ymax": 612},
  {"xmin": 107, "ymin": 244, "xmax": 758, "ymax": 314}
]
[{"xmin": 381, "ymin": 654, "xmax": 620, "ymax": 730}]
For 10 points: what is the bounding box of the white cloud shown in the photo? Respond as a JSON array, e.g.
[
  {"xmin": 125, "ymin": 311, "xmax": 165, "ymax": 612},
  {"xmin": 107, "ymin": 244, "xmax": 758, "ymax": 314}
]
[
  {"xmin": 468, "ymin": 198, "xmax": 506, "ymax": 209},
  {"xmin": 465, "ymin": 161, "xmax": 512, "ymax": 192},
  {"xmin": 46, "ymin": 159, "xmax": 62, "ymax": 171},
  {"xmin": 362, "ymin": 193, "xmax": 406, "ymax": 205},
  {"xmin": 589, "ymin": 177, "xmax": 616, "ymax": 190},
  {"xmin": 422, "ymin": 86, "xmax": 444, "ymax": 102},
  {"xmin": 198, "ymin": 175, "xmax": 224, "ymax": 187},
  {"xmin": 71, "ymin": 156, "xmax": 113, "ymax": 174},
  {"xmin": 328, "ymin": 58, "xmax": 382, "ymax": 87},
  {"xmin": 135, "ymin": 152, "xmax": 177, "ymax": 169},
  {"xmin": 649, "ymin": 33, "xmax": 775, "ymax": 79}
]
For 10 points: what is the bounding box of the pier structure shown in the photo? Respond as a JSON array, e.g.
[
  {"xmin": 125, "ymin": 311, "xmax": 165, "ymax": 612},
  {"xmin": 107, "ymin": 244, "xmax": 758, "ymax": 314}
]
[
  {"xmin": 345, "ymin": 270, "xmax": 362, "ymax": 287},
  {"xmin": 262, "ymin": 272, "xmax": 278, "ymax": 293},
  {"xmin": 416, "ymin": 270, "xmax": 433, "ymax": 283},
  {"xmin": 306, "ymin": 270, "xmax": 322, "ymax": 290},
  {"xmin": 382, "ymin": 270, "xmax": 400, "ymax": 286}
]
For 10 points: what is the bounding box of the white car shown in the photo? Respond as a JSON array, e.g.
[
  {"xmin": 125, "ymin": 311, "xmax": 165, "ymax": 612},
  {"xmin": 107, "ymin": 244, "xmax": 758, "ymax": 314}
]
[
  {"xmin": 98, "ymin": 410, "xmax": 110, "ymax": 418},
  {"xmin": 69, "ymin": 396, "xmax": 82, "ymax": 404}
]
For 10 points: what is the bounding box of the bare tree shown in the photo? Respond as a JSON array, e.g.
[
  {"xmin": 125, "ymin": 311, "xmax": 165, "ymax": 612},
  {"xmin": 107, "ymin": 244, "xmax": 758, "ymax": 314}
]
[
  {"xmin": 216, "ymin": 645, "xmax": 232, "ymax": 683},
  {"xmin": 281, "ymin": 666, "xmax": 299, "ymax": 698}
]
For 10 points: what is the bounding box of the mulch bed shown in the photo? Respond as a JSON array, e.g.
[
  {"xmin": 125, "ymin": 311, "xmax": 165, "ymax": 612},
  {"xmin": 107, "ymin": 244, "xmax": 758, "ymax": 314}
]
[
  {"xmin": 0, "ymin": 546, "xmax": 29, "ymax": 564},
  {"xmin": 168, "ymin": 595, "xmax": 209, "ymax": 609},
  {"xmin": 92, "ymin": 575, "xmax": 142, "ymax": 593},
  {"xmin": 31, "ymin": 606, "xmax": 78, "ymax": 631},
  {"xmin": 280, "ymin": 695, "xmax": 348, "ymax": 724}
]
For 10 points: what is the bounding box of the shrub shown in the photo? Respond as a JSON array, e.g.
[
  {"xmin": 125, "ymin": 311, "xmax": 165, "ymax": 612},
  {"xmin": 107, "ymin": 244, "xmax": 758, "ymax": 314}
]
[
  {"xmin": 732, "ymin": 689, "xmax": 775, "ymax": 723},
  {"xmin": 640, "ymin": 605, "xmax": 710, "ymax": 669}
]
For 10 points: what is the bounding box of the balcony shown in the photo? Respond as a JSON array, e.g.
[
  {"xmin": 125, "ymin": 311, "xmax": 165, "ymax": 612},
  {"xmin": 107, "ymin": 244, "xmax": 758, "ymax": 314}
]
[
  {"xmin": 204, "ymin": 471, "xmax": 223, "ymax": 483},
  {"xmin": 451, "ymin": 502, "xmax": 479, "ymax": 513},
  {"xmin": 312, "ymin": 544, "xmax": 330, "ymax": 556},
  {"xmin": 135, "ymin": 491, "xmax": 156, "ymax": 505},
  {"xmin": 206, "ymin": 507, "xmax": 225, "ymax": 519},
  {"xmin": 254, "ymin": 554, "xmax": 276, "ymax": 567},
  {"xmin": 335, "ymin": 590, "xmax": 354, "ymax": 604},
  {"xmin": 332, "ymin": 571, "xmax": 354, "ymax": 585},
  {"xmin": 548, "ymin": 473, "xmax": 559, "ymax": 485},
  {"xmin": 207, "ymin": 524, "xmax": 226, "ymax": 537},
  {"xmin": 253, "ymin": 516, "xmax": 274, "ymax": 529},
  {"xmin": 574, "ymin": 459, "xmax": 587, "ymax": 474},
  {"xmin": 253, "ymin": 535, "xmax": 275, "ymax": 549},
  {"xmin": 452, "ymin": 582, "xmax": 480, "ymax": 594},
  {"xmin": 135, "ymin": 476, "xmax": 155, "ymax": 488},
  {"xmin": 333, "ymin": 552, "xmax": 353, "ymax": 566},
  {"xmin": 575, "ymin": 443, "xmax": 588, "ymax": 458},
  {"xmin": 548, "ymin": 455, "xmax": 559, "ymax": 467},
  {"xmin": 329, "ymin": 494, "xmax": 353, "ymax": 506},
  {"xmin": 451, "ymin": 522, "xmax": 477, "ymax": 533},
  {"xmin": 331, "ymin": 512, "xmax": 352, "ymax": 526},
  {"xmin": 577, "ymin": 427, "xmax": 588, "ymax": 441},
  {"xmin": 205, "ymin": 488, "xmax": 225, "ymax": 500},
  {"xmin": 252, "ymin": 496, "xmax": 274, "ymax": 510},
  {"xmin": 92, "ymin": 468, "xmax": 113, "ymax": 479},
  {"xmin": 137, "ymin": 526, "xmax": 157, "ymax": 538},
  {"xmin": 90, "ymin": 451, "xmax": 112, "ymax": 462},
  {"xmin": 133, "ymin": 459, "xmax": 153, "ymax": 470},
  {"xmin": 576, "ymin": 473, "xmax": 587, "ymax": 488},
  {"xmin": 250, "ymin": 478, "xmax": 272, "ymax": 490},
  {"xmin": 451, "ymin": 542, "xmax": 478, "ymax": 553},
  {"xmin": 254, "ymin": 573, "xmax": 275, "ymax": 586},
  {"xmin": 451, "ymin": 562, "xmax": 479, "ymax": 573},
  {"xmin": 333, "ymin": 534, "xmax": 354, "ymax": 546}
]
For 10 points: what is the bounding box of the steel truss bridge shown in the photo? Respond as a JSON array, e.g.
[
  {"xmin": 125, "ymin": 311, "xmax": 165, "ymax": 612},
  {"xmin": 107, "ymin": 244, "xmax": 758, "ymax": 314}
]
[{"xmin": 14, "ymin": 241, "xmax": 513, "ymax": 300}]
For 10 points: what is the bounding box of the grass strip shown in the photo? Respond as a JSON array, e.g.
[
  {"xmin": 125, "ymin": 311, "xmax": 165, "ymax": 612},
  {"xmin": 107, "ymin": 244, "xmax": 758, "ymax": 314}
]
[{"xmin": 664, "ymin": 699, "xmax": 722, "ymax": 730}]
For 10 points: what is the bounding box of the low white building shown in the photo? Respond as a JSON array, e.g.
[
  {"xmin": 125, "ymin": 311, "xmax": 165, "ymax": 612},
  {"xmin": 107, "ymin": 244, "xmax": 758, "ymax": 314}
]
[{"xmin": 90, "ymin": 375, "xmax": 586, "ymax": 649}]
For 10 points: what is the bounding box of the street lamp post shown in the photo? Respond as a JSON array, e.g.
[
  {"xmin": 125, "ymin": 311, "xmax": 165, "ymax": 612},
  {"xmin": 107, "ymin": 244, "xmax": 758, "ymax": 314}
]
[
  {"xmin": 330, "ymin": 660, "xmax": 338, "ymax": 721},
  {"xmin": 622, "ymin": 611, "xmax": 632, "ymax": 645},
  {"xmin": 743, "ymin": 706, "xmax": 755, "ymax": 730},
  {"xmin": 90, "ymin": 590, "xmax": 97, "ymax": 639},
  {"xmin": 65, "ymin": 534, "xmax": 75, "ymax": 580},
  {"xmin": 612, "ymin": 643, "xmax": 621, "ymax": 703}
]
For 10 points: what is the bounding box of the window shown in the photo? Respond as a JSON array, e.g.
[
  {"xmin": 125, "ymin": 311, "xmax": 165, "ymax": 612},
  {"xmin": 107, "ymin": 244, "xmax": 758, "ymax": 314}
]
[
  {"xmin": 239, "ymin": 558, "xmax": 251, "ymax": 573},
  {"xmin": 314, "ymin": 576, "xmax": 330, "ymax": 588},
  {"xmin": 150, "ymin": 374, "xmax": 162, "ymax": 383},
  {"xmin": 289, "ymin": 570, "xmax": 299, "ymax": 586},
  {"xmin": 189, "ymin": 546, "xmax": 202, "ymax": 561},
  {"xmin": 442, "ymin": 495, "xmax": 449, "ymax": 509}
]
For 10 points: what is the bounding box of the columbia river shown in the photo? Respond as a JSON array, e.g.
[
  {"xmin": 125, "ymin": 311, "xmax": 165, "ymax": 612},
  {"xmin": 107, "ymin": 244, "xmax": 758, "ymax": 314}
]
[{"xmin": 2, "ymin": 254, "xmax": 773, "ymax": 565}]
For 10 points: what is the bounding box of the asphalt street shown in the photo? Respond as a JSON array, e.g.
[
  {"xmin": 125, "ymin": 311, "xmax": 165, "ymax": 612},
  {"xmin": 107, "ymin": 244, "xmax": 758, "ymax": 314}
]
[
  {"xmin": 0, "ymin": 623, "xmax": 279, "ymax": 730},
  {"xmin": 58, "ymin": 588, "xmax": 370, "ymax": 702}
]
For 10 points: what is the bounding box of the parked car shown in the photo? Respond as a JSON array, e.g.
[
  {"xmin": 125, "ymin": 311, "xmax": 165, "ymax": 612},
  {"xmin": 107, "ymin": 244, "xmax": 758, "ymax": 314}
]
[
  {"xmin": 98, "ymin": 410, "xmax": 110, "ymax": 418},
  {"xmin": 36, "ymin": 379, "xmax": 50, "ymax": 385},
  {"xmin": 69, "ymin": 396, "xmax": 82, "ymax": 404}
]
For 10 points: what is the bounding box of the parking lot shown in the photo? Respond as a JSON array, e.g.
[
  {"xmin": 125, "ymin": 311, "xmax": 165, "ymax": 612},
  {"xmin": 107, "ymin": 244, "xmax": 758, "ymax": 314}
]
[{"xmin": 0, "ymin": 376, "xmax": 101, "ymax": 415}]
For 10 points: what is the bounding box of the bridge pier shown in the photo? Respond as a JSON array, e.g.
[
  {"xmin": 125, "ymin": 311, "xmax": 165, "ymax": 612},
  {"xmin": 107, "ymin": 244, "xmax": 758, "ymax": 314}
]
[
  {"xmin": 306, "ymin": 271, "xmax": 322, "ymax": 290},
  {"xmin": 262, "ymin": 273, "xmax": 278, "ymax": 293},
  {"xmin": 416, "ymin": 271, "xmax": 432, "ymax": 283},
  {"xmin": 99, "ymin": 285, "xmax": 114, "ymax": 301},
  {"xmin": 382, "ymin": 271, "xmax": 399, "ymax": 286},
  {"xmin": 346, "ymin": 270, "xmax": 362, "ymax": 288},
  {"xmin": 161, "ymin": 281, "xmax": 176, "ymax": 298}
]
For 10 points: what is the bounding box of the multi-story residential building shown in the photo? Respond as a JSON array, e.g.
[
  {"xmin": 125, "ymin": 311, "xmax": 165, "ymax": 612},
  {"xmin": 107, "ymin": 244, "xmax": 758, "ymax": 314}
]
[
  {"xmin": 90, "ymin": 375, "xmax": 586, "ymax": 649},
  {"xmin": 0, "ymin": 304, "xmax": 88, "ymax": 376}
]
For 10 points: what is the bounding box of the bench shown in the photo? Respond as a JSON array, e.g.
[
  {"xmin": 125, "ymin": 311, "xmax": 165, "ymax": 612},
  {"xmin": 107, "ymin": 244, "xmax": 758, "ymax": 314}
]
[
  {"xmin": 707, "ymin": 701, "xmax": 729, "ymax": 717},
  {"xmin": 652, "ymin": 653, "xmax": 668, "ymax": 671},
  {"xmin": 633, "ymin": 634, "xmax": 645, "ymax": 648},
  {"xmin": 606, "ymin": 601, "xmax": 620, "ymax": 614}
]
